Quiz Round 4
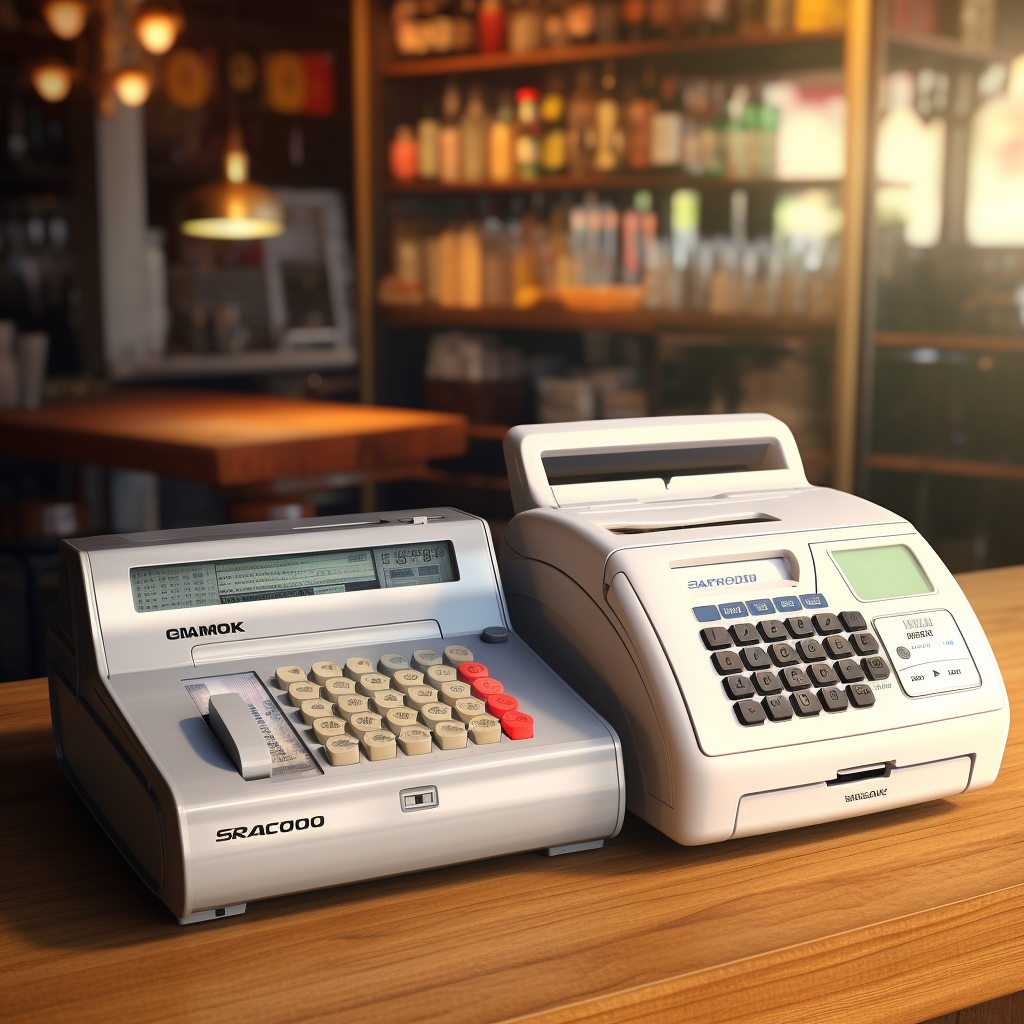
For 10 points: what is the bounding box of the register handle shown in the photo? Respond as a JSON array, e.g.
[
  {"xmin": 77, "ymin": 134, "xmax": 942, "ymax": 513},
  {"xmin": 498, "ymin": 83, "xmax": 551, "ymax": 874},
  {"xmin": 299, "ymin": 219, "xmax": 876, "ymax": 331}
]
[{"xmin": 208, "ymin": 693, "xmax": 273, "ymax": 781}]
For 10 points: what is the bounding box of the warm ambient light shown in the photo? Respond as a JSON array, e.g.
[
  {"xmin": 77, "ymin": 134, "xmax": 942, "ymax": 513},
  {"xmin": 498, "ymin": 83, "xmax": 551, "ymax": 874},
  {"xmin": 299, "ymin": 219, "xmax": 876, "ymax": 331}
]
[
  {"xmin": 179, "ymin": 128, "xmax": 285, "ymax": 240},
  {"xmin": 112, "ymin": 67, "xmax": 153, "ymax": 107},
  {"xmin": 134, "ymin": 1, "xmax": 184, "ymax": 55},
  {"xmin": 31, "ymin": 58, "xmax": 74, "ymax": 103},
  {"xmin": 40, "ymin": 0, "xmax": 89, "ymax": 41}
]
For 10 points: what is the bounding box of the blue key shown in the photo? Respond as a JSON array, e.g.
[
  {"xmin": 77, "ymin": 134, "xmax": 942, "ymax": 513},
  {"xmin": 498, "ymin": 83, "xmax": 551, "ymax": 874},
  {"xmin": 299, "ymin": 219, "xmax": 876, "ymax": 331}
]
[
  {"xmin": 746, "ymin": 598, "xmax": 774, "ymax": 615},
  {"xmin": 718, "ymin": 602, "xmax": 748, "ymax": 619},
  {"xmin": 800, "ymin": 593, "xmax": 828, "ymax": 608},
  {"xmin": 773, "ymin": 595, "xmax": 802, "ymax": 612},
  {"xmin": 692, "ymin": 605, "xmax": 721, "ymax": 622}
]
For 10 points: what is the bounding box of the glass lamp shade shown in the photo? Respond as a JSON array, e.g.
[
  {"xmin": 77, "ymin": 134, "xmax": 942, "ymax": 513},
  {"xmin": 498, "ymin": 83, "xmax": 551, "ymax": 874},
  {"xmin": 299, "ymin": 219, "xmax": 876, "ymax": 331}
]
[
  {"xmin": 40, "ymin": 0, "xmax": 89, "ymax": 41},
  {"xmin": 135, "ymin": 3, "xmax": 184, "ymax": 55},
  {"xmin": 112, "ymin": 67, "xmax": 153, "ymax": 107},
  {"xmin": 179, "ymin": 181, "xmax": 285, "ymax": 240},
  {"xmin": 31, "ymin": 59, "xmax": 74, "ymax": 103}
]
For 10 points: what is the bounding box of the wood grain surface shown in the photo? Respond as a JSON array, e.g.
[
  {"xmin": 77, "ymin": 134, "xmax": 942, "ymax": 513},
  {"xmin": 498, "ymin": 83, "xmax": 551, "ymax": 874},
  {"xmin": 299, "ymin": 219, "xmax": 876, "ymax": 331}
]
[
  {"xmin": 0, "ymin": 567, "xmax": 1021, "ymax": 1024},
  {"xmin": 0, "ymin": 390, "xmax": 467, "ymax": 486}
]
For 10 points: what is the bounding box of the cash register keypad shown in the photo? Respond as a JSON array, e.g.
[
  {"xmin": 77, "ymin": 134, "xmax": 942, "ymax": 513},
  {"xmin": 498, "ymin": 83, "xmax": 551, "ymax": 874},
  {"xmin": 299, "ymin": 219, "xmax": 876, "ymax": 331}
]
[
  {"xmin": 699, "ymin": 601, "xmax": 890, "ymax": 727},
  {"xmin": 273, "ymin": 646, "xmax": 532, "ymax": 766}
]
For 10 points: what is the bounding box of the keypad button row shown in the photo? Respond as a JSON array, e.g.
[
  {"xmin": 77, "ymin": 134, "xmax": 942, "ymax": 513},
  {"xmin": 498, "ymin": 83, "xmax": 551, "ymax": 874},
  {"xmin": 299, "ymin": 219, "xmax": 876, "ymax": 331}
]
[
  {"xmin": 720, "ymin": 654, "xmax": 888, "ymax": 697},
  {"xmin": 734, "ymin": 682, "xmax": 876, "ymax": 725},
  {"xmin": 702, "ymin": 618, "xmax": 876, "ymax": 652},
  {"xmin": 692, "ymin": 594, "xmax": 833, "ymax": 622}
]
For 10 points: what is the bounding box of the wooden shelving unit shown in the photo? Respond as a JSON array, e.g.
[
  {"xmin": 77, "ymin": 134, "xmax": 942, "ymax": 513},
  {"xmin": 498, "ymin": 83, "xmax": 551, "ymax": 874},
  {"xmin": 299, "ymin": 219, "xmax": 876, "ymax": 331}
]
[
  {"xmin": 868, "ymin": 452, "xmax": 1024, "ymax": 484},
  {"xmin": 108, "ymin": 347, "xmax": 359, "ymax": 382},
  {"xmin": 875, "ymin": 332, "xmax": 1024, "ymax": 355}
]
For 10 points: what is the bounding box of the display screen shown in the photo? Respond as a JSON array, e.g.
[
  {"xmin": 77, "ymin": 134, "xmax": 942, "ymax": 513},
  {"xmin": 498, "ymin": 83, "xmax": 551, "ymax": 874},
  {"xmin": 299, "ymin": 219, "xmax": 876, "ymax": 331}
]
[
  {"xmin": 130, "ymin": 542, "xmax": 458, "ymax": 613},
  {"xmin": 832, "ymin": 544, "xmax": 933, "ymax": 601}
]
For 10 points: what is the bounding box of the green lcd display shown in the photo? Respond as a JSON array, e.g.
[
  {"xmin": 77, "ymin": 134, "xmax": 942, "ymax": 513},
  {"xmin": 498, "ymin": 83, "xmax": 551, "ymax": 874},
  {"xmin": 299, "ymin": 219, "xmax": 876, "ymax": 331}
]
[{"xmin": 832, "ymin": 544, "xmax": 933, "ymax": 601}]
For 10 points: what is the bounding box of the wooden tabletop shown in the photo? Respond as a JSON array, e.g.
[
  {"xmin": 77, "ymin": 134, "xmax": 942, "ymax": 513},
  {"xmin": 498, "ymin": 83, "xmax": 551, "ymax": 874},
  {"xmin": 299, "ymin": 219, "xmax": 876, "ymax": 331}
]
[
  {"xmin": 2, "ymin": 566, "xmax": 1021, "ymax": 1024},
  {"xmin": 0, "ymin": 390, "xmax": 467, "ymax": 486}
]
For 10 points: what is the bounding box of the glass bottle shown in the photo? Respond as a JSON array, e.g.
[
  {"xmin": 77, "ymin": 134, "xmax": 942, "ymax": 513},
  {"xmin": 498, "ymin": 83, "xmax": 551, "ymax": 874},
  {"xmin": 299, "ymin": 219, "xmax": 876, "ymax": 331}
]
[
  {"xmin": 593, "ymin": 62, "xmax": 623, "ymax": 173},
  {"xmin": 650, "ymin": 72, "xmax": 683, "ymax": 167},
  {"xmin": 461, "ymin": 82, "xmax": 490, "ymax": 182},
  {"xmin": 439, "ymin": 80, "xmax": 463, "ymax": 183},
  {"xmin": 595, "ymin": 0, "xmax": 619, "ymax": 39},
  {"xmin": 417, "ymin": 103, "xmax": 441, "ymax": 180},
  {"xmin": 736, "ymin": 0, "xmax": 763, "ymax": 33},
  {"xmin": 624, "ymin": 64, "xmax": 655, "ymax": 170},
  {"xmin": 764, "ymin": 0, "xmax": 790, "ymax": 31},
  {"xmin": 566, "ymin": 64, "xmax": 598, "ymax": 174},
  {"xmin": 508, "ymin": 0, "xmax": 544, "ymax": 52},
  {"xmin": 514, "ymin": 86, "xmax": 541, "ymax": 179},
  {"xmin": 676, "ymin": 0, "xmax": 704, "ymax": 34},
  {"xmin": 565, "ymin": 1, "xmax": 597, "ymax": 41},
  {"xmin": 489, "ymin": 90, "xmax": 516, "ymax": 182},
  {"xmin": 388, "ymin": 124, "xmax": 419, "ymax": 181},
  {"xmin": 477, "ymin": 0, "xmax": 507, "ymax": 51},
  {"xmin": 702, "ymin": 0, "xmax": 733, "ymax": 33},
  {"xmin": 647, "ymin": 0, "xmax": 675, "ymax": 36},
  {"xmin": 540, "ymin": 76, "xmax": 568, "ymax": 174},
  {"xmin": 543, "ymin": 0, "xmax": 570, "ymax": 47},
  {"xmin": 619, "ymin": 0, "xmax": 648, "ymax": 39}
]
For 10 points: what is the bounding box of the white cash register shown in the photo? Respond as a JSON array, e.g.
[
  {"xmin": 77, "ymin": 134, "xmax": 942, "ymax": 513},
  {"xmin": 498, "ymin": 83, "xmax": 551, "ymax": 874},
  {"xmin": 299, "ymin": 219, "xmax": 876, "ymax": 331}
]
[
  {"xmin": 47, "ymin": 509, "xmax": 623, "ymax": 923},
  {"xmin": 500, "ymin": 414, "xmax": 1009, "ymax": 846}
]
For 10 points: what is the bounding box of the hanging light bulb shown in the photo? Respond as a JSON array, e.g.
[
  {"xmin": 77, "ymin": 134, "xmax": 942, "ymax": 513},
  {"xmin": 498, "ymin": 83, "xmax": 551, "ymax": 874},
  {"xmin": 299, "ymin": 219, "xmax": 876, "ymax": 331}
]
[
  {"xmin": 134, "ymin": 0, "xmax": 184, "ymax": 56},
  {"xmin": 112, "ymin": 66, "xmax": 153, "ymax": 107},
  {"xmin": 40, "ymin": 0, "xmax": 89, "ymax": 41},
  {"xmin": 31, "ymin": 58, "xmax": 74, "ymax": 103},
  {"xmin": 179, "ymin": 128, "xmax": 285, "ymax": 240}
]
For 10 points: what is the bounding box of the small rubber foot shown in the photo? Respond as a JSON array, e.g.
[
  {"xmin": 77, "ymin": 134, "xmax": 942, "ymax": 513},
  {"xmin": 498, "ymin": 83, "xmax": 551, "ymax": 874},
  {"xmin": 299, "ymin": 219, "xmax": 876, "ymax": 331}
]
[
  {"xmin": 543, "ymin": 839, "xmax": 604, "ymax": 857},
  {"xmin": 177, "ymin": 902, "xmax": 246, "ymax": 925}
]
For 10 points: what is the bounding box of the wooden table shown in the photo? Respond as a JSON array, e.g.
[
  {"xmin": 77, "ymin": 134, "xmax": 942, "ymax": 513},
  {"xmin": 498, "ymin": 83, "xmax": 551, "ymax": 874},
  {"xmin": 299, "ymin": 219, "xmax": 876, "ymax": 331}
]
[
  {"xmin": 0, "ymin": 389, "xmax": 467, "ymax": 487},
  {"xmin": 1, "ymin": 567, "xmax": 1021, "ymax": 1024}
]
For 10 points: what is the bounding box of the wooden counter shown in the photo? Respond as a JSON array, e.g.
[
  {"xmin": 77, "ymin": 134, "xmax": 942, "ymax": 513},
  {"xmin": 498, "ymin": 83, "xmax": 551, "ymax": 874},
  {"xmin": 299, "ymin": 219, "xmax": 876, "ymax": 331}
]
[{"xmin": 1, "ymin": 567, "xmax": 1021, "ymax": 1024}]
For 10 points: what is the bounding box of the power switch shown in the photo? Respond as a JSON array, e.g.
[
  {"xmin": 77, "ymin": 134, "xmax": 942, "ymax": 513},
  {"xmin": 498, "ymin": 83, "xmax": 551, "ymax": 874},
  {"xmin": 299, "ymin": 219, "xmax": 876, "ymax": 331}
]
[{"xmin": 399, "ymin": 785, "xmax": 439, "ymax": 812}]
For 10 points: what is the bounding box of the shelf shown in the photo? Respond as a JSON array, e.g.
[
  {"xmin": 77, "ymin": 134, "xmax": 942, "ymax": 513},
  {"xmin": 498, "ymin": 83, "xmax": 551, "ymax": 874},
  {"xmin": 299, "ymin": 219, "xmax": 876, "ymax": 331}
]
[
  {"xmin": 868, "ymin": 452, "xmax": 1024, "ymax": 483},
  {"xmin": 887, "ymin": 30, "xmax": 1015, "ymax": 70},
  {"xmin": 875, "ymin": 332, "xmax": 1024, "ymax": 356},
  {"xmin": 379, "ymin": 304, "xmax": 834, "ymax": 336},
  {"xmin": 466, "ymin": 423, "xmax": 513, "ymax": 441},
  {"xmin": 108, "ymin": 347, "xmax": 359, "ymax": 382},
  {"xmin": 382, "ymin": 30, "xmax": 844, "ymax": 78},
  {"xmin": 384, "ymin": 173, "xmax": 841, "ymax": 195}
]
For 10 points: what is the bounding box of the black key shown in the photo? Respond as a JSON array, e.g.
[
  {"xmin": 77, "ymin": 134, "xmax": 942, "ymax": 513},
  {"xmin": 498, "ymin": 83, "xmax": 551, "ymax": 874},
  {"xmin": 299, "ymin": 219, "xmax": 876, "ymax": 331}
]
[
  {"xmin": 818, "ymin": 685, "xmax": 849, "ymax": 712},
  {"xmin": 839, "ymin": 610, "xmax": 867, "ymax": 632},
  {"xmin": 785, "ymin": 615, "xmax": 815, "ymax": 639},
  {"xmin": 862, "ymin": 656, "xmax": 890, "ymax": 681},
  {"xmin": 757, "ymin": 619, "xmax": 787, "ymax": 642},
  {"xmin": 740, "ymin": 646, "xmax": 771, "ymax": 670},
  {"xmin": 768, "ymin": 642, "xmax": 800, "ymax": 667},
  {"xmin": 723, "ymin": 674, "xmax": 756, "ymax": 700},
  {"xmin": 763, "ymin": 694, "xmax": 794, "ymax": 721},
  {"xmin": 813, "ymin": 612, "xmax": 842, "ymax": 635},
  {"xmin": 700, "ymin": 626, "xmax": 732, "ymax": 650},
  {"xmin": 850, "ymin": 632, "xmax": 880, "ymax": 656},
  {"xmin": 834, "ymin": 659, "xmax": 865, "ymax": 684},
  {"xmin": 823, "ymin": 635, "xmax": 854, "ymax": 659},
  {"xmin": 797, "ymin": 638, "xmax": 827, "ymax": 662},
  {"xmin": 780, "ymin": 666, "xmax": 812, "ymax": 691},
  {"xmin": 752, "ymin": 671, "xmax": 783, "ymax": 695},
  {"xmin": 712, "ymin": 650, "xmax": 743, "ymax": 675},
  {"xmin": 808, "ymin": 663, "xmax": 839, "ymax": 687},
  {"xmin": 847, "ymin": 683, "xmax": 876, "ymax": 708},
  {"xmin": 729, "ymin": 622, "xmax": 760, "ymax": 646},
  {"xmin": 734, "ymin": 699, "xmax": 766, "ymax": 726},
  {"xmin": 790, "ymin": 690, "xmax": 822, "ymax": 716}
]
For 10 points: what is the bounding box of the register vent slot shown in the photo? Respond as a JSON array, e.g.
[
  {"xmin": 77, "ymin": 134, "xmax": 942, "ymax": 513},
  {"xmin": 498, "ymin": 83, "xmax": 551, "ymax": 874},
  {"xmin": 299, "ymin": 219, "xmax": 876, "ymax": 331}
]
[
  {"xmin": 826, "ymin": 762, "xmax": 893, "ymax": 787},
  {"xmin": 541, "ymin": 441, "xmax": 785, "ymax": 487},
  {"xmin": 609, "ymin": 514, "xmax": 780, "ymax": 535}
]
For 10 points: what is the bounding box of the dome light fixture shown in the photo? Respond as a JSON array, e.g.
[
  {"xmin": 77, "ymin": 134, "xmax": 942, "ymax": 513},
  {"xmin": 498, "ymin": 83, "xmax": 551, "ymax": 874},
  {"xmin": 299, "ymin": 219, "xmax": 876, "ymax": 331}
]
[
  {"xmin": 31, "ymin": 58, "xmax": 75, "ymax": 103},
  {"xmin": 40, "ymin": 0, "xmax": 89, "ymax": 41},
  {"xmin": 180, "ymin": 127, "xmax": 285, "ymax": 240},
  {"xmin": 112, "ymin": 66, "xmax": 153, "ymax": 107},
  {"xmin": 134, "ymin": 0, "xmax": 184, "ymax": 56}
]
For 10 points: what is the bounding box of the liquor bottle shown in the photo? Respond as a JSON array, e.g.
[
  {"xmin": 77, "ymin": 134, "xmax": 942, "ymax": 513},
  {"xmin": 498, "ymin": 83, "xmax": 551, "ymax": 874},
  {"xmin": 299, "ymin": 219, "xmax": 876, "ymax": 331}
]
[
  {"xmin": 477, "ymin": 0, "xmax": 507, "ymax": 51},
  {"xmin": 388, "ymin": 124, "xmax": 419, "ymax": 181},
  {"xmin": 619, "ymin": 0, "xmax": 648, "ymax": 39},
  {"xmin": 566, "ymin": 64, "xmax": 598, "ymax": 174},
  {"xmin": 461, "ymin": 83, "xmax": 490, "ymax": 182},
  {"xmin": 417, "ymin": 103, "xmax": 441, "ymax": 180},
  {"xmin": 540, "ymin": 75, "xmax": 568, "ymax": 174},
  {"xmin": 514, "ymin": 86, "xmax": 541, "ymax": 179},
  {"xmin": 624, "ymin": 67, "xmax": 655, "ymax": 170},
  {"xmin": 508, "ymin": 0, "xmax": 544, "ymax": 51},
  {"xmin": 593, "ymin": 62, "xmax": 623, "ymax": 172},
  {"xmin": 650, "ymin": 73, "xmax": 683, "ymax": 167},
  {"xmin": 439, "ymin": 80, "xmax": 463, "ymax": 182},
  {"xmin": 489, "ymin": 90, "xmax": 516, "ymax": 182},
  {"xmin": 595, "ymin": 0, "xmax": 619, "ymax": 39},
  {"xmin": 565, "ymin": 1, "xmax": 598, "ymax": 41}
]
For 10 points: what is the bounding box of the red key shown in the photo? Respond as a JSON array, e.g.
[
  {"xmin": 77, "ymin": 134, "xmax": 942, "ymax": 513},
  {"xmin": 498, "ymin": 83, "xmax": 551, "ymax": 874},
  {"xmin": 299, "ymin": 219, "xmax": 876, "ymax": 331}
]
[
  {"xmin": 470, "ymin": 677, "xmax": 504, "ymax": 701},
  {"xmin": 486, "ymin": 693, "xmax": 518, "ymax": 718},
  {"xmin": 501, "ymin": 711, "xmax": 533, "ymax": 740},
  {"xmin": 457, "ymin": 662, "xmax": 489, "ymax": 684}
]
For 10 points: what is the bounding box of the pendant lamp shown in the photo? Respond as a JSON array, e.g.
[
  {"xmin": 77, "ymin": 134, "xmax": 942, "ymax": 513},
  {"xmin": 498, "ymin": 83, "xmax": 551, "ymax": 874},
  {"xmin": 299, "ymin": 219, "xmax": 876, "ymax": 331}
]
[{"xmin": 179, "ymin": 127, "xmax": 284, "ymax": 240}]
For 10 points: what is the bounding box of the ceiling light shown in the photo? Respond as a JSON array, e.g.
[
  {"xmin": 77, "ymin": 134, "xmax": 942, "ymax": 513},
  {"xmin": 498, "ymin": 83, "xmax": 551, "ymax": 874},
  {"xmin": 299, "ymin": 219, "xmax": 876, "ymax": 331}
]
[
  {"xmin": 112, "ymin": 66, "xmax": 153, "ymax": 107},
  {"xmin": 40, "ymin": 0, "xmax": 89, "ymax": 41},
  {"xmin": 31, "ymin": 58, "xmax": 74, "ymax": 103},
  {"xmin": 135, "ymin": 1, "xmax": 184, "ymax": 55}
]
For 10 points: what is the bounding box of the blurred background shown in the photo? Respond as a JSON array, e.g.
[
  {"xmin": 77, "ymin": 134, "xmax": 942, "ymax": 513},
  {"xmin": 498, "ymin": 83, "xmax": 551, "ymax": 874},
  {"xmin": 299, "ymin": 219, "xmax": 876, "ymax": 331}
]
[{"xmin": 1, "ymin": 0, "xmax": 1022, "ymax": 680}]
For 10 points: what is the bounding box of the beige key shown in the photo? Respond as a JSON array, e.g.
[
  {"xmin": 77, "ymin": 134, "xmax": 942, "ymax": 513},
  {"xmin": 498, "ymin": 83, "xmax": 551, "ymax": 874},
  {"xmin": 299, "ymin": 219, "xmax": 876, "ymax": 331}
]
[
  {"xmin": 323, "ymin": 735, "xmax": 360, "ymax": 766},
  {"xmin": 276, "ymin": 665, "xmax": 308, "ymax": 688},
  {"xmin": 335, "ymin": 694, "xmax": 371, "ymax": 721},
  {"xmin": 288, "ymin": 681, "xmax": 320, "ymax": 707},
  {"xmin": 385, "ymin": 707, "xmax": 419, "ymax": 734},
  {"xmin": 433, "ymin": 720, "xmax": 468, "ymax": 750},
  {"xmin": 356, "ymin": 673, "xmax": 392, "ymax": 698},
  {"xmin": 310, "ymin": 661, "xmax": 343, "ymax": 685},
  {"xmin": 425, "ymin": 665, "xmax": 458, "ymax": 687},
  {"xmin": 396, "ymin": 725, "xmax": 432, "ymax": 755},
  {"xmin": 322, "ymin": 678, "xmax": 358, "ymax": 701},
  {"xmin": 419, "ymin": 702, "xmax": 453, "ymax": 730},
  {"xmin": 312, "ymin": 716, "xmax": 348, "ymax": 744},
  {"xmin": 300, "ymin": 698, "xmax": 334, "ymax": 725},
  {"xmin": 468, "ymin": 714, "xmax": 501, "ymax": 744},
  {"xmin": 443, "ymin": 645, "xmax": 474, "ymax": 667},
  {"xmin": 371, "ymin": 690, "xmax": 405, "ymax": 716},
  {"xmin": 405, "ymin": 686, "xmax": 439, "ymax": 712},
  {"xmin": 439, "ymin": 681, "xmax": 474, "ymax": 707},
  {"xmin": 347, "ymin": 712, "xmax": 383, "ymax": 738},
  {"xmin": 453, "ymin": 696, "xmax": 486, "ymax": 724},
  {"xmin": 378, "ymin": 653, "xmax": 409, "ymax": 677},
  {"xmin": 344, "ymin": 657, "xmax": 375, "ymax": 681},
  {"xmin": 411, "ymin": 649, "xmax": 442, "ymax": 672},
  {"xmin": 360, "ymin": 730, "xmax": 397, "ymax": 761},
  {"xmin": 391, "ymin": 669, "xmax": 425, "ymax": 695}
]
